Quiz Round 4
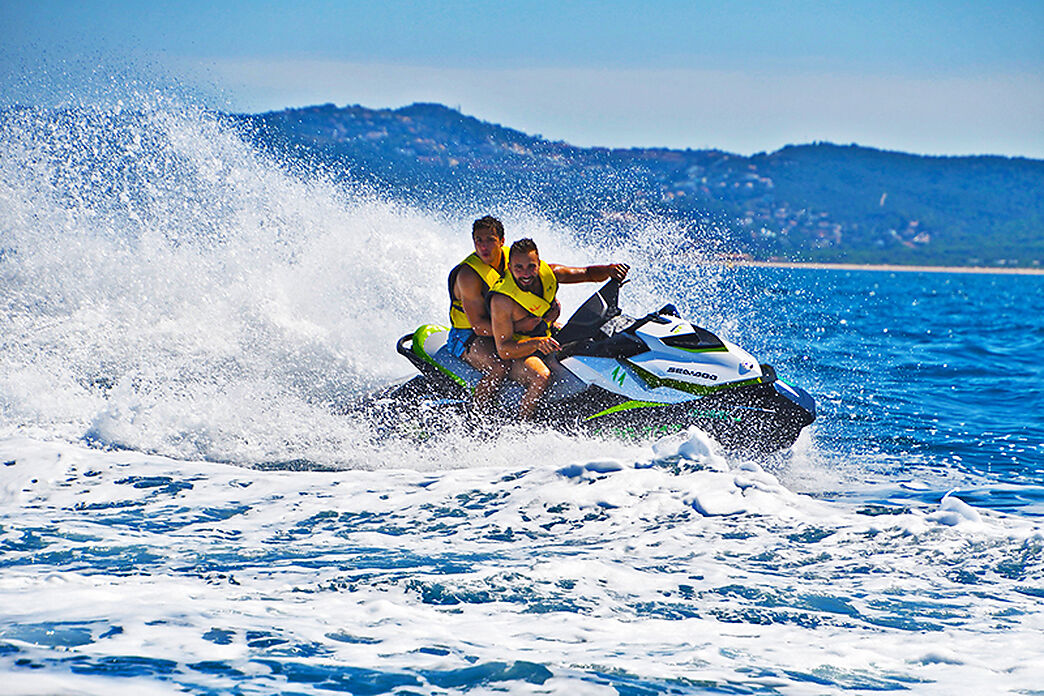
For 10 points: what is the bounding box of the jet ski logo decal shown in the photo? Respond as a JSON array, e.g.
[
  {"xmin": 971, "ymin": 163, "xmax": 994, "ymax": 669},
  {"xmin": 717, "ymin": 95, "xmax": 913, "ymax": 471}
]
[
  {"xmin": 667, "ymin": 366, "xmax": 718, "ymax": 381},
  {"xmin": 611, "ymin": 365, "xmax": 626, "ymax": 387}
]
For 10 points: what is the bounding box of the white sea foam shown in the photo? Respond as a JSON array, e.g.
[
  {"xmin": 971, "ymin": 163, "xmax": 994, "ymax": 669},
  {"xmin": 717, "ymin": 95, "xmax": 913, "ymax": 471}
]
[
  {"xmin": 1, "ymin": 435, "xmax": 1042, "ymax": 695},
  {"xmin": 928, "ymin": 489, "xmax": 984, "ymax": 526}
]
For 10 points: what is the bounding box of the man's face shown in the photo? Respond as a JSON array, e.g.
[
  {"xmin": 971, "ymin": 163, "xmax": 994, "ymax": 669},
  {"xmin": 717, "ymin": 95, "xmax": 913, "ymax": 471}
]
[
  {"xmin": 472, "ymin": 228, "xmax": 503, "ymax": 265},
  {"xmin": 509, "ymin": 250, "xmax": 541, "ymax": 291}
]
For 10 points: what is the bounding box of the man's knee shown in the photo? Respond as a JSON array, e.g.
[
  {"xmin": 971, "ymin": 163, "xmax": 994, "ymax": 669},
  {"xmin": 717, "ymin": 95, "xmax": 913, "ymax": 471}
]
[
  {"xmin": 531, "ymin": 371, "xmax": 549, "ymax": 391},
  {"xmin": 525, "ymin": 358, "xmax": 550, "ymax": 386},
  {"xmin": 466, "ymin": 342, "xmax": 497, "ymax": 368},
  {"xmin": 490, "ymin": 359, "xmax": 508, "ymax": 379}
]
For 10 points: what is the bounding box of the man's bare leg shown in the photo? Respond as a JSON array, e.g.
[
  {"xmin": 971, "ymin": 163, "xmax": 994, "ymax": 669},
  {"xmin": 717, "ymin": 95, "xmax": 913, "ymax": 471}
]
[
  {"xmin": 464, "ymin": 337, "xmax": 508, "ymax": 410},
  {"xmin": 510, "ymin": 355, "xmax": 551, "ymax": 420}
]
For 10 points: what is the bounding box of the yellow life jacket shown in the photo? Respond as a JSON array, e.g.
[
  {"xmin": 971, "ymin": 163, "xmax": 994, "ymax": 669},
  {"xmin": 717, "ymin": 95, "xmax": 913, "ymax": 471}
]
[
  {"xmin": 489, "ymin": 260, "xmax": 558, "ymax": 338},
  {"xmin": 448, "ymin": 251, "xmax": 506, "ymax": 330}
]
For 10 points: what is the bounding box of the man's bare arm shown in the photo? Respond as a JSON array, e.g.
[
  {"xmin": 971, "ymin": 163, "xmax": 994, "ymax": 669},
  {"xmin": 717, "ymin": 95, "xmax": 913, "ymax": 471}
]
[
  {"xmin": 544, "ymin": 298, "xmax": 561, "ymax": 327},
  {"xmin": 491, "ymin": 295, "xmax": 560, "ymax": 360},
  {"xmin": 512, "ymin": 298, "xmax": 559, "ymax": 334},
  {"xmin": 550, "ymin": 263, "xmax": 630, "ymax": 284},
  {"xmin": 455, "ymin": 268, "xmax": 494, "ymax": 336}
]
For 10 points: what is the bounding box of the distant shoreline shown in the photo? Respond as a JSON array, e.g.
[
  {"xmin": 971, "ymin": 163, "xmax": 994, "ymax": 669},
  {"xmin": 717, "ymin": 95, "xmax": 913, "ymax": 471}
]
[{"xmin": 716, "ymin": 260, "xmax": 1044, "ymax": 276}]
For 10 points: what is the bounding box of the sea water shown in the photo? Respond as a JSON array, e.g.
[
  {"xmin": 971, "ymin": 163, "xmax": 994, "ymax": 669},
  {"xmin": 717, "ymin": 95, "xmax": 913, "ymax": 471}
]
[{"xmin": 1, "ymin": 99, "xmax": 1042, "ymax": 695}]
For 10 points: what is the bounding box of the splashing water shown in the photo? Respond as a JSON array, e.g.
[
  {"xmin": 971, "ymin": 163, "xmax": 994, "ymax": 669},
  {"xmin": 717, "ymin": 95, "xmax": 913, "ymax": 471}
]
[{"xmin": 0, "ymin": 97, "xmax": 725, "ymax": 467}]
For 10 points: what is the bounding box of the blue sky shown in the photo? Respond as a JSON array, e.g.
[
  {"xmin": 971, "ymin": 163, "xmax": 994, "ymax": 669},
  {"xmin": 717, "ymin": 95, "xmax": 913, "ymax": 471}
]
[{"xmin": 3, "ymin": 0, "xmax": 1042, "ymax": 157}]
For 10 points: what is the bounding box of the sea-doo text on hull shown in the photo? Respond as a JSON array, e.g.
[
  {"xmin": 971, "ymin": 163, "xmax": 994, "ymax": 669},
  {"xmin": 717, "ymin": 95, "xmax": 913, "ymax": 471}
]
[{"xmin": 382, "ymin": 280, "xmax": 815, "ymax": 454}]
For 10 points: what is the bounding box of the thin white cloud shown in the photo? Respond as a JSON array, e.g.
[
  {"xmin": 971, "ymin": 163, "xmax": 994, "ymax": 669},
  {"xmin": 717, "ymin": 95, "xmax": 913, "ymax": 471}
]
[{"xmin": 191, "ymin": 58, "xmax": 1044, "ymax": 158}]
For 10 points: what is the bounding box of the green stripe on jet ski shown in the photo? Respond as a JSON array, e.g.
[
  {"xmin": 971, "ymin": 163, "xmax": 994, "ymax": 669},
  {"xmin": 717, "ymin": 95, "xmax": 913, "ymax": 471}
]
[
  {"xmin": 411, "ymin": 324, "xmax": 470, "ymax": 391},
  {"xmin": 673, "ymin": 346, "xmax": 729, "ymax": 353},
  {"xmin": 586, "ymin": 400, "xmax": 664, "ymax": 420},
  {"xmin": 625, "ymin": 361, "xmax": 765, "ymax": 395}
]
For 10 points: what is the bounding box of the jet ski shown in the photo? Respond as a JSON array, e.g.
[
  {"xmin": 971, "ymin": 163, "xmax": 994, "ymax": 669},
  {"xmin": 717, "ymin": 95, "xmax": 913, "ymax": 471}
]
[{"xmin": 376, "ymin": 280, "xmax": 815, "ymax": 454}]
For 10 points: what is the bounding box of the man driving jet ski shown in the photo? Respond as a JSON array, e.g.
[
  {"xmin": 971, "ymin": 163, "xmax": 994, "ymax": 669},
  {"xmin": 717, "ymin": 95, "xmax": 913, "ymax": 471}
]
[{"xmin": 489, "ymin": 237, "xmax": 629, "ymax": 419}]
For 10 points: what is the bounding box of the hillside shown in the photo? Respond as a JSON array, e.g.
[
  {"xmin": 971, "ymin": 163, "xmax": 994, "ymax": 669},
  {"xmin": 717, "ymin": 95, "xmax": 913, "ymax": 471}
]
[{"xmin": 231, "ymin": 103, "xmax": 1044, "ymax": 266}]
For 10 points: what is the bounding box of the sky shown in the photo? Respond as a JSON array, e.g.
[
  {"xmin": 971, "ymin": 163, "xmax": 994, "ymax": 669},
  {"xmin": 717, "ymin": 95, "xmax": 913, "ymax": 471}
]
[{"xmin": 2, "ymin": 0, "xmax": 1042, "ymax": 157}]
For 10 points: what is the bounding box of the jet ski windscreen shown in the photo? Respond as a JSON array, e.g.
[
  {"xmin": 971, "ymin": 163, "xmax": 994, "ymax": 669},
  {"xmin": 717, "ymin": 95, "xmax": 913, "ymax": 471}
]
[{"xmin": 556, "ymin": 280, "xmax": 622, "ymax": 344}]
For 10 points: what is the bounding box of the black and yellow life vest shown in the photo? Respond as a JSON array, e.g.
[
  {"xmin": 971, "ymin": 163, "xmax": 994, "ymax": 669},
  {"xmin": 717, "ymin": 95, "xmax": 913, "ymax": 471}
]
[
  {"xmin": 489, "ymin": 260, "xmax": 558, "ymax": 338},
  {"xmin": 447, "ymin": 252, "xmax": 507, "ymax": 330}
]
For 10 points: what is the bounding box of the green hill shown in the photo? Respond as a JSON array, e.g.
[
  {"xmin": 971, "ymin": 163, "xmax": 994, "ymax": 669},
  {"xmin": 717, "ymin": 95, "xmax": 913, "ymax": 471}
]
[{"xmin": 230, "ymin": 103, "xmax": 1044, "ymax": 267}]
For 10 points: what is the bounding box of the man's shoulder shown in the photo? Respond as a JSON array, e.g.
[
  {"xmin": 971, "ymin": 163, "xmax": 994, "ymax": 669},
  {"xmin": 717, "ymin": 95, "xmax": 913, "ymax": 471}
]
[
  {"xmin": 489, "ymin": 292, "xmax": 516, "ymax": 308},
  {"xmin": 489, "ymin": 292, "xmax": 525, "ymax": 316},
  {"xmin": 454, "ymin": 263, "xmax": 483, "ymax": 291},
  {"xmin": 547, "ymin": 262, "xmax": 571, "ymax": 279}
]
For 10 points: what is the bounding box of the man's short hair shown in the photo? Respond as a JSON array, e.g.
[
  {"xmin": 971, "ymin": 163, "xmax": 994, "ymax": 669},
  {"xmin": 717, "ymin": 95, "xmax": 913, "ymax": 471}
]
[
  {"xmin": 509, "ymin": 238, "xmax": 539, "ymax": 259},
  {"xmin": 472, "ymin": 215, "xmax": 505, "ymax": 240}
]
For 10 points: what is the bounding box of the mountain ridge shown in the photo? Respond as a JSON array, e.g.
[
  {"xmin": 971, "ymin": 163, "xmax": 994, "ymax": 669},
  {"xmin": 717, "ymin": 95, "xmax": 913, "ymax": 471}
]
[{"xmin": 231, "ymin": 102, "xmax": 1041, "ymax": 267}]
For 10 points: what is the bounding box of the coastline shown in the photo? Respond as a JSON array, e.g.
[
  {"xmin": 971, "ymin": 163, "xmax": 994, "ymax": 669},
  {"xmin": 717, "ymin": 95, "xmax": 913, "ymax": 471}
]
[{"xmin": 716, "ymin": 260, "xmax": 1044, "ymax": 276}]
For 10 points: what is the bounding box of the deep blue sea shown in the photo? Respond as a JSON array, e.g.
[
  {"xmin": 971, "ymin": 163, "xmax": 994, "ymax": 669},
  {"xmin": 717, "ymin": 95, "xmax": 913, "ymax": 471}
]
[{"xmin": 1, "ymin": 101, "xmax": 1042, "ymax": 695}]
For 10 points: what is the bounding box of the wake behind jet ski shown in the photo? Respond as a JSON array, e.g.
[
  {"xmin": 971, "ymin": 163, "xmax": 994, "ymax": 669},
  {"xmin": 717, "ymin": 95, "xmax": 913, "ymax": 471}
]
[{"xmin": 378, "ymin": 280, "xmax": 815, "ymax": 455}]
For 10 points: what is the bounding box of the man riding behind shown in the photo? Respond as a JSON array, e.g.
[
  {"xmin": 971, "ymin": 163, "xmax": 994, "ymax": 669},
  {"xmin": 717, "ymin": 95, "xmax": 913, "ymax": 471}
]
[
  {"xmin": 489, "ymin": 238, "xmax": 629, "ymax": 419},
  {"xmin": 446, "ymin": 215, "xmax": 514, "ymax": 410}
]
